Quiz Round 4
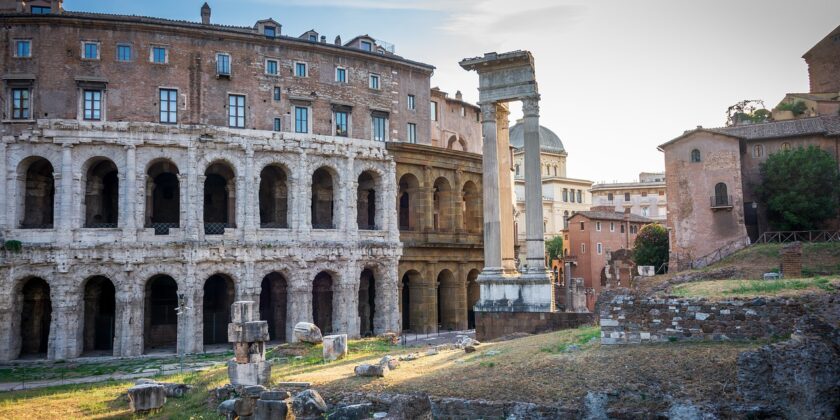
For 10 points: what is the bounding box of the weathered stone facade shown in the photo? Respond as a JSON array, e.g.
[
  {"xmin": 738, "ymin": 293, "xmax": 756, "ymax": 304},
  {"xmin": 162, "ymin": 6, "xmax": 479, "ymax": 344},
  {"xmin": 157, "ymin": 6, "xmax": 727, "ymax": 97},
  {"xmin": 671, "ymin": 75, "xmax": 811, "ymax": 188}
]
[{"xmin": 804, "ymin": 23, "xmax": 840, "ymax": 95}]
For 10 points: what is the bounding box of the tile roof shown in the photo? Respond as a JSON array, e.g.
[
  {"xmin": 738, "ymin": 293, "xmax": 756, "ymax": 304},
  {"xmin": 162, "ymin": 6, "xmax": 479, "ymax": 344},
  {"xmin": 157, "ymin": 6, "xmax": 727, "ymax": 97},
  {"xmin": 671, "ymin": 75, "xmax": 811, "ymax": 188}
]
[
  {"xmin": 570, "ymin": 211, "xmax": 654, "ymax": 223},
  {"xmin": 660, "ymin": 116, "xmax": 840, "ymax": 149}
]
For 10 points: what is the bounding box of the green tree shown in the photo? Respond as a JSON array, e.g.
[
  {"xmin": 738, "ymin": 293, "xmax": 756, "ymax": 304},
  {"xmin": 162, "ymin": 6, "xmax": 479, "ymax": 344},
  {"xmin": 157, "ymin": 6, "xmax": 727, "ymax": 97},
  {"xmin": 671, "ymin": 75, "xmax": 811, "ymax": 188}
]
[
  {"xmin": 546, "ymin": 236, "xmax": 564, "ymax": 261},
  {"xmin": 633, "ymin": 224, "xmax": 669, "ymax": 271},
  {"xmin": 758, "ymin": 146, "xmax": 840, "ymax": 230}
]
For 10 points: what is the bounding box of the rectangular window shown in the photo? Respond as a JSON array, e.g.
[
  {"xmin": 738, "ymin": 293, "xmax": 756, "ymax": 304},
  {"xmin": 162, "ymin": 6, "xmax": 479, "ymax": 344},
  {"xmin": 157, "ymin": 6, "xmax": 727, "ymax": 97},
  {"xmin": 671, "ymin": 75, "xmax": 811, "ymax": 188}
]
[
  {"xmin": 335, "ymin": 67, "xmax": 346, "ymax": 83},
  {"xmin": 369, "ymin": 74, "xmax": 380, "ymax": 90},
  {"xmin": 83, "ymin": 90, "xmax": 102, "ymax": 121},
  {"xmin": 295, "ymin": 62, "xmax": 307, "ymax": 77},
  {"xmin": 334, "ymin": 111, "xmax": 348, "ymax": 137},
  {"xmin": 273, "ymin": 87, "xmax": 281, "ymax": 101},
  {"xmin": 597, "ymin": 243, "xmax": 603, "ymax": 255},
  {"xmin": 117, "ymin": 44, "xmax": 132, "ymax": 62},
  {"xmin": 581, "ymin": 243, "xmax": 586, "ymax": 254},
  {"xmin": 460, "ymin": 106, "xmax": 465, "ymax": 117},
  {"xmin": 595, "ymin": 221, "xmax": 601, "ymax": 232},
  {"xmin": 11, "ymin": 88, "xmax": 30, "ymax": 120},
  {"xmin": 624, "ymin": 193, "xmax": 631, "ymax": 202},
  {"xmin": 228, "ymin": 94, "xmax": 245, "ymax": 128},
  {"xmin": 407, "ymin": 123, "xmax": 417, "ymax": 143},
  {"xmin": 273, "ymin": 118, "xmax": 281, "ymax": 132},
  {"xmin": 563, "ymin": 189, "xmax": 568, "ymax": 202},
  {"xmin": 620, "ymin": 224, "xmax": 625, "ymax": 233},
  {"xmin": 372, "ymin": 115, "xmax": 386, "ymax": 141},
  {"xmin": 577, "ymin": 190, "xmax": 582, "ymax": 203},
  {"xmin": 642, "ymin": 207, "xmax": 649, "ymax": 217},
  {"xmin": 83, "ymin": 42, "xmax": 99, "ymax": 59},
  {"xmin": 308, "ymin": 34, "xmax": 317, "ymax": 42},
  {"xmin": 295, "ymin": 106, "xmax": 308, "ymax": 133},
  {"xmin": 266, "ymin": 59, "xmax": 278, "ymax": 75},
  {"xmin": 31, "ymin": 6, "xmax": 50, "ymax": 14},
  {"xmin": 407, "ymin": 94, "xmax": 415, "ymax": 110},
  {"xmin": 152, "ymin": 46, "xmax": 167, "ymax": 64},
  {"xmin": 217, "ymin": 53, "xmax": 231, "ymax": 75},
  {"xmin": 159, "ymin": 89, "xmax": 178, "ymax": 124},
  {"xmin": 580, "ymin": 222, "xmax": 585, "ymax": 231},
  {"xmin": 15, "ymin": 40, "xmax": 31, "ymax": 58},
  {"xmin": 360, "ymin": 40, "xmax": 372, "ymax": 51},
  {"xmin": 264, "ymin": 26, "xmax": 276, "ymax": 37},
  {"xmin": 610, "ymin": 222, "xmax": 615, "ymax": 232},
  {"xmin": 430, "ymin": 101, "xmax": 438, "ymax": 121}
]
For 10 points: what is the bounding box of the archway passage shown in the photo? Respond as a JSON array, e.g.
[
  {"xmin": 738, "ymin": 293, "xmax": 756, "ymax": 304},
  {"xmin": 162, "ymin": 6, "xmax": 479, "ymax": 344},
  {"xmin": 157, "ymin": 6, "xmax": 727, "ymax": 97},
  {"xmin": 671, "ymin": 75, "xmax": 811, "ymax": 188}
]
[
  {"xmin": 437, "ymin": 269, "xmax": 462, "ymax": 331},
  {"xmin": 204, "ymin": 162, "xmax": 236, "ymax": 234},
  {"xmin": 144, "ymin": 275, "xmax": 178, "ymax": 352},
  {"xmin": 146, "ymin": 160, "xmax": 180, "ymax": 234},
  {"xmin": 398, "ymin": 174, "xmax": 420, "ymax": 231},
  {"xmin": 311, "ymin": 167, "xmax": 335, "ymax": 229},
  {"xmin": 433, "ymin": 177, "xmax": 453, "ymax": 232},
  {"xmin": 203, "ymin": 274, "xmax": 235, "ymax": 345},
  {"xmin": 83, "ymin": 276, "xmax": 116, "ymax": 354},
  {"xmin": 21, "ymin": 157, "xmax": 55, "ymax": 229},
  {"xmin": 467, "ymin": 270, "xmax": 480, "ymax": 330},
  {"xmin": 84, "ymin": 159, "xmax": 119, "ymax": 228},
  {"xmin": 260, "ymin": 272, "xmax": 288, "ymax": 342},
  {"xmin": 400, "ymin": 270, "xmax": 427, "ymax": 332},
  {"xmin": 357, "ymin": 171, "xmax": 377, "ymax": 230},
  {"xmin": 259, "ymin": 165, "xmax": 289, "ymax": 228},
  {"xmin": 312, "ymin": 272, "xmax": 333, "ymax": 334},
  {"xmin": 462, "ymin": 181, "xmax": 481, "ymax": 233},
  {"xmin": 358, "ymin": 269, "xmax": 376, "ymax": 336},
  {"xmin": 19, "ymin": 277, "xmax": 51, "ymax": 358}
]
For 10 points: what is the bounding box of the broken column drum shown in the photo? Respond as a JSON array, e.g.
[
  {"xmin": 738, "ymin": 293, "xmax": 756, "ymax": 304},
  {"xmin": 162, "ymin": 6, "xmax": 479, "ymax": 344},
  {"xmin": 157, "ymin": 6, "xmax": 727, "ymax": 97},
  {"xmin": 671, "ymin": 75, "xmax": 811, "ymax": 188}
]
[{"xmin": 227, "ymin": 301, "xmax": 272, "ymax": 386}]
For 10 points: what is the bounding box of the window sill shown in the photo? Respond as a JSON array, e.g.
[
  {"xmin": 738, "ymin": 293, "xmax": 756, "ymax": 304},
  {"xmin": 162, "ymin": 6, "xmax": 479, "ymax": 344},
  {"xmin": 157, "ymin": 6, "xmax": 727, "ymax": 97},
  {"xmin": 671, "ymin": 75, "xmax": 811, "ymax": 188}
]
[
  {"xmin": 2, "ymin": 119, "xmax": 35, "ymax": 124},
  {"xmin": 217, "ymin": 74, "xmax": 231, "ymax": 79}
]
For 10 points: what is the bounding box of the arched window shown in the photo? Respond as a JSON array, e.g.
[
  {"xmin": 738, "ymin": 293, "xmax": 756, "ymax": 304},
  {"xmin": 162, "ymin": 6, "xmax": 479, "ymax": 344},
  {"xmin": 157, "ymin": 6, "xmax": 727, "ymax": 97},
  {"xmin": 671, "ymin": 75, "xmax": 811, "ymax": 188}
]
[
  {"xmin": 781, "ymin": 142, "xmax": 791, "ymax": 151},
  {"xmin": 714, "ymin": 183, "xmax": 729, "ymax": 207},
  {"xmin": 752, "ymin": 144, "xmax": 764, "ymax": 158},
  {"xmin": 690, "ymin": 149, "xmax": 701, "ymax": 163},
  {"xmin": 545, "ymin": 164, "xmax": 550, "ymax": 175},
  {"xmin": 311, "ymin": 167, "xmax": 335, "ymax": 229},
  {"xmin": 357, "ymin": 171, "xmax": 378, "ymax": 230},
  {"xmin": 563, "ymin": 210, "xmax": 569, "ymax": 229}
]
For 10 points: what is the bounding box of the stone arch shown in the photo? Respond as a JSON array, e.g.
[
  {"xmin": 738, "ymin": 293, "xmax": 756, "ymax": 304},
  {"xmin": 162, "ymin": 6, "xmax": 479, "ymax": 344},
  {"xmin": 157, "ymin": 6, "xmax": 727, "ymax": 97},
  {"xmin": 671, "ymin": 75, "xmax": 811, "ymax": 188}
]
[
  {"xmin": 203, "ymin": 273, "xmax": 236, "ymax": 345},
  {"xmin": 467, "ymin": 269, "xmax": 480, "ymax": 330},
  {"xmin": 357, "ymin": 170, "xmax": 380, "ymax": 230},
  {"xmin": 311, "ymin": 166, "xmax": 338, "ymax": 229},
  {"xmin": 358, "ymin": 268, "xmax": 376, "ymax": 336},
  {"xmin": 144, "ymin": 274, "xmax": 178, "ymax": 353},
  {"xmin": 260, "ymin": 272, "xmax": 288, "ymax": 343},
  {"xmin": 433, "ymin": 177, "xmax": 453, "ymax": 232},
  {"xmin": 17, "ymin": 277, "xmax": 52, "ymax": 358},
  {"xmin": 447, "ymin": 135, "xmax": 467, "ymax": 152},
  {"xmin": 398, "ymin": 173, "xmax": 421, "ymax": 231},
  {"xmin": 259, "ymin": 163, "xmax": 289, "ymax": 228},
  {"xmin": 82, "ymin": 157, "xmax": 119, "ymax": 228},
  {"xmin": 145, "ymin": 158, "xmax": 180, "ymax": 233},
  {"xmin": 81, "ymin": 275, "xmax": 116, "ymax": 354},
  {"xmin": 204, "ymin": 161, "xmax": 237, "ymax": 234},
  {"xmin": 462, "ymin": 180, "xmax": 481, "ymax": 233},
  {"xmin": 400, "ymin": 269, "xmax": 424, "ymax": 332},
  {"xmin": 436, "ymin": 269, "xmax": 463, "ymax": 331},
  {"xmin": 18, "ymin": 156, "xmax": 55, "ymax": 229},
  {"xmin": 312, "ymin": 271, "xmax": 334, "ymax": 334}
]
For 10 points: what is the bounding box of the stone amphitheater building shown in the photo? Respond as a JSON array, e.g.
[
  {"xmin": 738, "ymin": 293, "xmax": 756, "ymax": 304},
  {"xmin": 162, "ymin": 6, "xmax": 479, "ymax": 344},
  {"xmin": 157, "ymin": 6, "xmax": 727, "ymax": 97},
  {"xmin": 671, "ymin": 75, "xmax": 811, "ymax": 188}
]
[{"xmin": 0, "ymin": 1, "xmax": 483, "ymax": 360}]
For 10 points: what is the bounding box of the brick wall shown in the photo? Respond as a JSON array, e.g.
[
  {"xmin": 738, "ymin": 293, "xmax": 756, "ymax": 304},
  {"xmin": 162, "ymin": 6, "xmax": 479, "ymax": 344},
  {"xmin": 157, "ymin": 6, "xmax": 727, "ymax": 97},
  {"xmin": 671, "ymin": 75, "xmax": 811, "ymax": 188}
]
[{"xmin": 597, "ymin": 291, "xmax": 805, "ymax": 344}]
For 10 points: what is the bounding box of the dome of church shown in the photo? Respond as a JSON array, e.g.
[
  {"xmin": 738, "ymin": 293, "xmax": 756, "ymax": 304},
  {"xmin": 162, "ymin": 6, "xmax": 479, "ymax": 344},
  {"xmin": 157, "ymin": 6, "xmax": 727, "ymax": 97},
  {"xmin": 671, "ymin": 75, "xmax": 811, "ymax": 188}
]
[{"xmin": 508, "ymin": 122, "xmax": 565, "ymax": 153}]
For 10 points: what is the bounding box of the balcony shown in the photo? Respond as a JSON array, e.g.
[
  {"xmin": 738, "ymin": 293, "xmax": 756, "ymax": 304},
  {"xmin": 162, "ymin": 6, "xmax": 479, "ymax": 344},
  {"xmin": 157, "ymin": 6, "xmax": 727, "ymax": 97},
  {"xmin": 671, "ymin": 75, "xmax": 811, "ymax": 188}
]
[{"xmin": 710, "ymin": 195, "xmax": 733, "ymax": 210}]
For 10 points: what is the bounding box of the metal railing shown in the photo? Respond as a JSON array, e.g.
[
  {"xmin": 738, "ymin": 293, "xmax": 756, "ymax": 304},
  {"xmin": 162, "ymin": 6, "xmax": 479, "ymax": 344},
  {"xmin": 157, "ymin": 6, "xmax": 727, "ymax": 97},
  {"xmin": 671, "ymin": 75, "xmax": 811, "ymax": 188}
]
[
  {"xmin": 755, "ymin": 230, "xmax": 840, "ymax": 244},
  {"xmin": 311, "ymin": 223, "xmax": 335, "ymax": 229},
  {"xmin": 19, "ymin": 223, "xmax": 53, "ymax": 229},
  {"xmin": 149, "ymin": 222, "xmax": 178, "ymax": 235},
  {"xmin": 685, "ymin": 235, "xmax": 750, "ymax": 270},
  {"xmin": 204, "ymin": 223, "xmax": 231, "ymax": 235},
  {"xmin": 85, "ymin": 223, "xmax": 118, "ymax": 229},
  {"xmin": 710, "ymin": 195, "xmax": 733, "ymax": 208},
  {"xmin": 259, "ymin": 222, "xmax": 288, "ymax": 229}
]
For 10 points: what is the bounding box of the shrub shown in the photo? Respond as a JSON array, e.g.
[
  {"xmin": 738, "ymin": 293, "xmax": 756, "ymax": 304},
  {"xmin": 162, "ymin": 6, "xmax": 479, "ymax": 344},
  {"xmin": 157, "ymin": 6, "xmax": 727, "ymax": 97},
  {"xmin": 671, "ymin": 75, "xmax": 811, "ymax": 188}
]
[
  {"xmin": 776, "ymin": 100, "xmax": 808, "ymax": 116},
  {"xmin": 546, "ymin": 236, "xmax": 563, "ymax": 261},
  {"xmin": 633, "ymin": 224, "xmax": 669, "ymax": 271},
  {"xmin": 3, "ymin": 240, "xmax": 22, "ymax": 253}
]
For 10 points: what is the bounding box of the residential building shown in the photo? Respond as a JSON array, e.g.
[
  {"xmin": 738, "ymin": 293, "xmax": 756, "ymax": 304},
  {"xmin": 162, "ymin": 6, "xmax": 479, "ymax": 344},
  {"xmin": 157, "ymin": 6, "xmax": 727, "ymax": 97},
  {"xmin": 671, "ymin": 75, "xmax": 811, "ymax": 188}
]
[
  {"xmin": 590, "ymin": 172, "xmax": 667, "ymax": 221},
  {"xmin": 429, "ymin": 88, "xmax": 482, "ymax": 153}
]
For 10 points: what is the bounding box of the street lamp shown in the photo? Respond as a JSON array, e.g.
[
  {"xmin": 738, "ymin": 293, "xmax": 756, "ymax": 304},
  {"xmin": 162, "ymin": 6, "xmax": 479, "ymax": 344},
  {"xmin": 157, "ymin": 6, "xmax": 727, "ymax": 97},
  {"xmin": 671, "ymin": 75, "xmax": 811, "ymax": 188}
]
[{"xmin": 174, "ymin": 293, "xmax": 192, "ymax": 373}]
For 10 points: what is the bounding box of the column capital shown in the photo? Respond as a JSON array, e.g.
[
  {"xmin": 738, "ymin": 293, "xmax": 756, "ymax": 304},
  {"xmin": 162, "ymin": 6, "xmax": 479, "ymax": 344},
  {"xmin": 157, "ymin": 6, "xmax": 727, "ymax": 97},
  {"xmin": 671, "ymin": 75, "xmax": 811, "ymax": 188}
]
[
  {"xmin": 522, "ymin": 96, "xmax": 540, "ymax": 118},
  {"xmin": 479, "ymin": 102, "xmax": 497, "ymax": 123}
]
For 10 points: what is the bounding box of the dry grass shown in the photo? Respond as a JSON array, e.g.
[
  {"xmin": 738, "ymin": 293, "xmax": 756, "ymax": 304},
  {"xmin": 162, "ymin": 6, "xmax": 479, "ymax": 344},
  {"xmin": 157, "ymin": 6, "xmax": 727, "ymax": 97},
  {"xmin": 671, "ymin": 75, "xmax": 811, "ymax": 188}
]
[{"xmin": 671, "ymin": 277, "xmax": 839, "ymax": 300}]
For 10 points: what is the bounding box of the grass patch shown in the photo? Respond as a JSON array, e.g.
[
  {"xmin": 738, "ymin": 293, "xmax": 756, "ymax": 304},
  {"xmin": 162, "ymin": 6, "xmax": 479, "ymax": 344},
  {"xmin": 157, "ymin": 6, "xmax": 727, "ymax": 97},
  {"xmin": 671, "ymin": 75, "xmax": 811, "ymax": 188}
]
[
  {"xmin": 540, "ymin": 326, "xmax": 600, "ymax": 353},
  {"xmin": 672, "ymin": 276, "xmax": 838, "ymax": 299}
]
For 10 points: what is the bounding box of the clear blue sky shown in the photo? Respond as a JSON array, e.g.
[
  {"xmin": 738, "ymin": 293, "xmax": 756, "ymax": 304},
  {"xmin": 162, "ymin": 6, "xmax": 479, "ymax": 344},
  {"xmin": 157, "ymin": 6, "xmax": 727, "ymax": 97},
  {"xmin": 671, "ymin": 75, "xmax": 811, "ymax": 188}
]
[{"xmin": 67, "ymin": 0, "xmax": 840, "ymax": 183}]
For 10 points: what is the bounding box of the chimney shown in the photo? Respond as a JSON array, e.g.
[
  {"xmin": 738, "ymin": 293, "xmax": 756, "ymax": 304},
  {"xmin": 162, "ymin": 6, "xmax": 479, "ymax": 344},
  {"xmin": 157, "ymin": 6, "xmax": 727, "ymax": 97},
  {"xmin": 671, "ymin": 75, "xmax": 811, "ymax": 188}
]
[
  {"xmin": 320, "ymin": 35, "xmax": 326, "ymax": 43},
  {"xmin": 201, "ymin": 2, "xmax": 211, "ymax": 24},
  {"xmin": 334, "ymin": 35, "xmax": 341, "ymax": 46},
  {"xmin": 455, "ymin": 90, "xmax": 463, "ymax": 101}
]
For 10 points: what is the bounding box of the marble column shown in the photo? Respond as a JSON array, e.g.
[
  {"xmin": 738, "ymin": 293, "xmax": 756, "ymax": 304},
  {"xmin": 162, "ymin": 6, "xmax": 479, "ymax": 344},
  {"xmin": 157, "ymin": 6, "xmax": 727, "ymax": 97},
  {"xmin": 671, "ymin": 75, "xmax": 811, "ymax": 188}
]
[
  {"xmin": 522, "ymin": 96, "xmax": 547, "ymax": 273},
  {"xmin": 286, "ymin": 286, "xmax": 311, "ymax": 342},
  {"xmin": 123, "ymin": 145, "xmax": 137, "ymax": 241},
  {"xmin": 479, "ymin": 103, "xmax": 503, "ymax": 272}
]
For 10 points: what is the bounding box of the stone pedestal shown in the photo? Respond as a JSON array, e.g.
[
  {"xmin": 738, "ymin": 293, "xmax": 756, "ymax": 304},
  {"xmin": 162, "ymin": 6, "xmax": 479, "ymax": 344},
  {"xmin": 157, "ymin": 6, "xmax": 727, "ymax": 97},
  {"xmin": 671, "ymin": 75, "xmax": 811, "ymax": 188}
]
[
  {"xmin": 227, "ymin": 301, "xmax": 272, "ymax": 386},
  {"xmin": 322, "ymin": 334, "xmax": 348, "ymax": 361},
  {"xmin": 127, "ymin": 383, "xmax": 166, "ymax": 413}
]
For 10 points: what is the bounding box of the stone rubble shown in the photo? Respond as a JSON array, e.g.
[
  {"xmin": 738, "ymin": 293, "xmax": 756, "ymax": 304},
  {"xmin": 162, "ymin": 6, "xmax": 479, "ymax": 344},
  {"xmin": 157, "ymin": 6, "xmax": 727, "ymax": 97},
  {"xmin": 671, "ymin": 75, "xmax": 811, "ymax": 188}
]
[
  {"xmin": 228, "ymin": 301, "xmax": 272, "ymax": 386},
  {"xmin": 127, "ymin": 382, "xmax": 166, "ymax": 414},
  {"xmin": 294, "ymin": 322, "xmax": 324, "ymax": 344},
  {"xmin": 322, "ymin": 334, "xmax": 348, "ymax": 361}
]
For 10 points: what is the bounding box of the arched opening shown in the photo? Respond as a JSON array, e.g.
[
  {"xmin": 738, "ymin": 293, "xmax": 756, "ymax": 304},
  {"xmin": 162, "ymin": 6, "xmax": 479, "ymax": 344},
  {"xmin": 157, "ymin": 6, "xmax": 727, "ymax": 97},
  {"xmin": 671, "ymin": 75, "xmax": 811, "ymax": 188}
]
[
  {"xmin": 398, "ymin": 173, "xmax": 420, "ymax": 231},
  {"xmin": 714, "ymin": 182, "xmax": 729, "ymax": 207},
  {"xmin": 84, "ymin": 158, "xmax": 119, "ymax": 228},
  {"xmin": 144, "ymin": 275, "xmax": 178, "ymax": 353},
  {"xmin": 311, "ymin": 167, "xmax": 335, "ymax": 229},
  {"xmin": 312, "ymin": 272, "xmax": 333, "ymax": 334},
  {"xmin": 259, "ymin": 165, "xmax": 289, "ymax": 228},
  {"xmin": 467, "ymin": 269, "xmax": 480, "ymax": 330},
  {"xmin": 82, "ymin": 276, "xmax": 115, "ymax": 354},
  {"xmin": 400, "ymin": 270, "xmax": 424, "ymax": 331},
  {"xmin": 433, "ymin": 177, "xmax": 453, "ymax": 232},
  {"xmin": 462, "ymin": 181, "xmax": 481, "ymax": 233},
  {"xmin": 203, "ymin": 274, "xmax": 235, "ymax": 345},
  {"xmin": 260, "ymin": 272, "xmax": 287, "ymax": 343},
  {"xmin": 358, "ymin": 269, "xmax": 376, "ymax": 336},
  {"xmin": 204, "ymin": 161, "xmax": 236, "ymax": 234},
  {"xmin": 19, "ymin": 277, "xmax": 51, "ymax": 358},
  {"xmin": 436, "ymin": 269, "xmax": 461, "ymax": 331},
  {"xmin": 146, "ymin": 160, "xmax": 180, "ymax": 235},
  {"xmin": 357, "ymin": 171, "xmax": 377, "ymax": 230},
  {"xmin": 20, "ymin": 157, "xmax": 55, "ymax": 229},
  {"xmin": 690, "ymin": 149, "xmax": 701, "ymax": 163},
  {"xmin": 447, "ymin": 135, "xmax": 467, "ymax": 151}
]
